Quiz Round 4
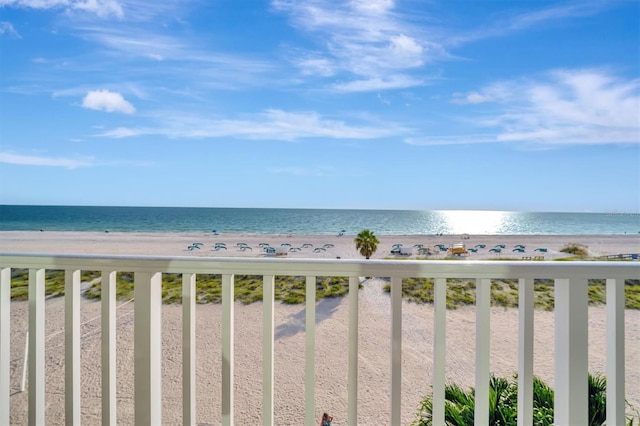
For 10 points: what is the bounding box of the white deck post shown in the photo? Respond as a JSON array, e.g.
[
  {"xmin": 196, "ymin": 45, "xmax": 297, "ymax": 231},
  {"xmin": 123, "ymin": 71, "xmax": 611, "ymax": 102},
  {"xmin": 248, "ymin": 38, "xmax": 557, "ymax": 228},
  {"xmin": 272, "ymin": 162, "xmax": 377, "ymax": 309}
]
[
  {"xmin": 183, "ymin": 273, "xmax": 196, "ymax": 426},
  {"xmin": 348, "ymin": 276, "xmax": 359, "ymax": 426},
  {"xmin": 518, "ymin": 278, "xmax": 534, "ymax": 426},
  {"xmin": 29, "ymin": 268, "xmax": 45, "ymax": 425},
  {"xmin": 390, "ymin": 275, "xmax": 402, "ymax": 426},
  {"xmin": 102, "ymin": 270, "xmax": 117, "ymax": 426},
  {"xmin": 606, "ymin": 278, "xmax": 625, "ymax": 425},
  {"xmin": 65, "ymin": 269, "xmax": 81, "ymax": 425},
  {"xmin": 222, "ymin": 274, "xmax": 235, "ymax": 426},
  {"xmin": 263, "ymin": 275, "xmax": 275, "ymax": 426},
  {"xmin": 0, "ymin": 267, "xmax": 10, "ymax": 426},
  {"xmin": 432, "ymin": 278, "xmax": 447, "ymax": 425},
  {"xmin": 304, "ymin": 276, "xmax": 316, "ymax": 426},
  {"xmin": 134, "ymin": 271, "xmax": 163, "ymax": 425},
  {"xmin": 475, "ymin": 278, "xmax": 490, "ymax": 426},
  {"xmin": 554, "ymin": 278, "xmax": 588, "ymax": 425}
]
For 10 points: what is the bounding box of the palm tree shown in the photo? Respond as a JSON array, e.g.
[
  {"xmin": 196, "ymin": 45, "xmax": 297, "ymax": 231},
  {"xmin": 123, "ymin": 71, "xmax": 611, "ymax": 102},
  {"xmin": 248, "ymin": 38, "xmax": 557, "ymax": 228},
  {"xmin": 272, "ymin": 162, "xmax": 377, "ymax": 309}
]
[{"xmin": 354, "ymin": 229, "xmax": 379, "ymax": 259}]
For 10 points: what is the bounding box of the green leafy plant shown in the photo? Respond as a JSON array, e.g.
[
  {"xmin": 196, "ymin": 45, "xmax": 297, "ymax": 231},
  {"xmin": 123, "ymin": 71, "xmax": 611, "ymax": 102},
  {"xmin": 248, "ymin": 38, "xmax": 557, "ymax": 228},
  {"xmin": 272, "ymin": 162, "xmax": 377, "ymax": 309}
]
[
  {"xmin": 354, "ymin": 229, "xmax": 380, "ymax": 259},
  {"xmin": 411, "ymin": 373, "xmax": 636, "ymax": 426}
]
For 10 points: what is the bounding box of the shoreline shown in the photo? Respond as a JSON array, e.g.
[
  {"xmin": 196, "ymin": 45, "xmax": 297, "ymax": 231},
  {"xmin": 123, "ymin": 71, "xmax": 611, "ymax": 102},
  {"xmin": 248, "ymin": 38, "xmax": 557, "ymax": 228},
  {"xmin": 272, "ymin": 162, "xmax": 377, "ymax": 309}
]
[{"xmin": 1, "ymin": 231, "xmax": 638, "ymax": 260}]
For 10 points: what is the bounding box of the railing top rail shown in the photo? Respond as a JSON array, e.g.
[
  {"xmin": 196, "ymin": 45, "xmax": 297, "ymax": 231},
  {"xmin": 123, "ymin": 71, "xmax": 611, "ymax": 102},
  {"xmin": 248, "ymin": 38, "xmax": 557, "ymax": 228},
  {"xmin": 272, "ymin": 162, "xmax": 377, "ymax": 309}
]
[{"xmin": 1, "ymin": 252, "xmax": 638, "ymax": 279}]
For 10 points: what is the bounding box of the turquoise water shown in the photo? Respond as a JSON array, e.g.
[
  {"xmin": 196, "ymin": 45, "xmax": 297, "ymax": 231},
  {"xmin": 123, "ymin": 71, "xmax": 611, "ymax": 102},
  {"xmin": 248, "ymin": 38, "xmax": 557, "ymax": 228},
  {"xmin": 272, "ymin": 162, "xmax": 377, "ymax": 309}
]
[{"xmin": 0, "ymin": 205, "xmax": 638, "ymax": 235}]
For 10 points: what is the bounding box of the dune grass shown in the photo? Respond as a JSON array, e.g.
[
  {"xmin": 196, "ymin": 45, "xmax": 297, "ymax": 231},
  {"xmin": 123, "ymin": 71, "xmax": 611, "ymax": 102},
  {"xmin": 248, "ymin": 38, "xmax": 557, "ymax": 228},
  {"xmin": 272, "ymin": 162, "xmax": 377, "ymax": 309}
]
[
  {"xmin": 384, "ymin": 278, "xmax": 640, "ymax": 310},
  {"xmin": 8, "ymin": 269, "xmax": 351, "ymax": 304},
  {"xmin": 8, "ymin": 269, "xmax": 639, "ymax": 309}
]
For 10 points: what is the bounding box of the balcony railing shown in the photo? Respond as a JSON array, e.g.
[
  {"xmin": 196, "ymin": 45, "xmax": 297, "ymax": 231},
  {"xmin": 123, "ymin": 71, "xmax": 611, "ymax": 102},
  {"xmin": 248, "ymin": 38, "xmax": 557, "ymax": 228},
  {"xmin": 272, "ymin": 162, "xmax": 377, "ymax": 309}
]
[{"xmin": 1, "ymin": 253, "xmax": 637, "ymax": 425}]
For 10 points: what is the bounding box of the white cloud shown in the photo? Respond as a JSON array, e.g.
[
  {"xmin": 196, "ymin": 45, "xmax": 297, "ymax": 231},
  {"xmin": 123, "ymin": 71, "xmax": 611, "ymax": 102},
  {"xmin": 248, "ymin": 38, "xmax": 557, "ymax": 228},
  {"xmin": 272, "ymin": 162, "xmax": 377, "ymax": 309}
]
[
  {"xmin": 0, "ymin": 151, "xmax": 93, "ymax": 168},
  {"xmin": 273, "ymin": 0, "xmax": 437, "ymax": 91},
  {"xmin": 97, "ymin": 108, "xmax": 407, "ymax": 141},
  {"xmin": 445, "ymin": 69, "xmax": 640, "ymax": 146},
  {"xmin": 0, "ymin": 21, "xmax": 20, "ymax": 37},
  {"xmin": 82, "ymin": 89, "xmax": 135, "ymax": 114},
  {"xmin": 0, "ymin": 0, "xmax": 124, "ymax": 17}
]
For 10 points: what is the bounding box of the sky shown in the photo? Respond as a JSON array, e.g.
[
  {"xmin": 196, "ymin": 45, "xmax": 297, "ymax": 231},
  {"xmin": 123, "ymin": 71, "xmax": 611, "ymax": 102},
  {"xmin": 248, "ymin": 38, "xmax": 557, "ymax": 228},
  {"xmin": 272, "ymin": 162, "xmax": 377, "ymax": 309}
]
[{"xmin": 0, "ymin": 0, "xmax": 639, "ymax": 212}]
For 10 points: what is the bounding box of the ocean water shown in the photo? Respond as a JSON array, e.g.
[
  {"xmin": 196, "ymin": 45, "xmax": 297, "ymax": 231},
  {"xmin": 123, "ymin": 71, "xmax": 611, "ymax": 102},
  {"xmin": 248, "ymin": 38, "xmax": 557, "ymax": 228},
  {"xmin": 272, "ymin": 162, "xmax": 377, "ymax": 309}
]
[{"xmin": 1, "ymin": 205, "xmax": 638, "ymax": 235}]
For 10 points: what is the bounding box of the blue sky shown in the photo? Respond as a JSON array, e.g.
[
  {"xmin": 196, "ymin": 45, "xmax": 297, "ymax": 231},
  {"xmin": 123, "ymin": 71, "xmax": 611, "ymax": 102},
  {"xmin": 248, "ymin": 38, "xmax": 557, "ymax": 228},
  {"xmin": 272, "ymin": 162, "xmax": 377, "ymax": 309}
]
[{"xmin": 0, "ymin": 0, "xmax": 638, "ymax": 212}]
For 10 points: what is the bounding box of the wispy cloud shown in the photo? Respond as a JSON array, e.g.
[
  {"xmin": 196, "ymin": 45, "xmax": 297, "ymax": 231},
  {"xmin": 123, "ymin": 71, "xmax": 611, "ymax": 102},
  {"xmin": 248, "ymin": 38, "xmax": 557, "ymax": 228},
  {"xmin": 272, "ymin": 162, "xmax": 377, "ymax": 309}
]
[
  {"xmin": 0, "ymin": 0, "xmax": 124, "ymax": 18},
  {"xmin": 0, "ymin": 21, "xmax": 20, "ymax": 37},
  {"xmin": 82, "ymin": 89, "xmax": 135, "ymax": 114},
  {"xmin": 272, "ymin": 0, "xmax": 441, "ymax": 92},
  {"xmin": 0, "ymin": 151, "xmax": 93, "ymax": 168},
  {"xmin": 411, "ymin": 69, "xmax": 640, "ymax": 146},
  {"xmin": 450, "ymin": 1, "xmax": 608, "ymax": 45},
  {"xmin": 97, "ymin": 108, "xmax": 408, "ymax": 141}
]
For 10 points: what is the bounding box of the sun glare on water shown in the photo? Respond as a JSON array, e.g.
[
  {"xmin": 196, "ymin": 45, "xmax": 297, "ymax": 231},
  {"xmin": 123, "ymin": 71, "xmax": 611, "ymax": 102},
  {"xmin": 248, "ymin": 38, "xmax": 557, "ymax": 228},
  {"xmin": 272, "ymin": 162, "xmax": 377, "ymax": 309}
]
[{"xmin": 437, "ymin": 210, "xmax": 511, "ymax": 235}]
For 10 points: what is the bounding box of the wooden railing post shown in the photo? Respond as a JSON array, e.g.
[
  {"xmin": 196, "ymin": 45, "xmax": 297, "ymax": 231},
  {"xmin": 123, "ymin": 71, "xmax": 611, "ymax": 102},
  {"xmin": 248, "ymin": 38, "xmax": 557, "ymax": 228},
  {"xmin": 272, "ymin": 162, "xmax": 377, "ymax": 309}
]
[
  {"xmin": 305, "ymin": 275, "xmax": 316, "ymax": 426},
  {"xmin": 518, "ymin": 278, "xmax": 534, "ymax": 426},
  {"xmin": 183, "ymin": 273, "xmax": 197, "ymax": 426},
  {"xmin": 554, "ymin": 278, "xmax": 588, "ymax": 425},
  {"xmin": 134, "ymin": 271, "xmax": 163, "ymax": 425},
  {"xmin": 222, "ymin": 274, "xmax": 235, "ymax": 426},
  {"xmin": 28, "ymin": 268, "xmax": 45, "ymax": 425},
  {"xmin": 606, "ymin": 278, "xmax": 625, "ymax": 425},
  {"xmin": 0, "ymin": 267, "xmax": 10, "ymax": 426},
  {"xmin": 65, "ymin": 269, "xmax": 81, "ymax": 425},
  {"xmin": 102, "ymin": 270, "xmax": 117, "ymax": 426}
]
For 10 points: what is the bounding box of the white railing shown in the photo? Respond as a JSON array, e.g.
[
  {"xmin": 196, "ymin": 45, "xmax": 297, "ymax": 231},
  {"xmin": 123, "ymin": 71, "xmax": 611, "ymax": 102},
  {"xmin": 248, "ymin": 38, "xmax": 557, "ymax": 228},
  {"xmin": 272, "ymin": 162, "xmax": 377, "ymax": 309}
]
[{"xmin": 0, "ymin": 253, "xmax": 637, "ymax": 425}]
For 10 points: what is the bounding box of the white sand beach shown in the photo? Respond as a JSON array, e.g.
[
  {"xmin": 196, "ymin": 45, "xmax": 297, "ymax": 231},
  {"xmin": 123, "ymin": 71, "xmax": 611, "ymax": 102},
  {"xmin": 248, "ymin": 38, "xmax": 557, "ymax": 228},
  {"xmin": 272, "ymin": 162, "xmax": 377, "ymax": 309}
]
[{"xmin": 3, "ymin": 232, "xmax": 640, "ymax": 425}]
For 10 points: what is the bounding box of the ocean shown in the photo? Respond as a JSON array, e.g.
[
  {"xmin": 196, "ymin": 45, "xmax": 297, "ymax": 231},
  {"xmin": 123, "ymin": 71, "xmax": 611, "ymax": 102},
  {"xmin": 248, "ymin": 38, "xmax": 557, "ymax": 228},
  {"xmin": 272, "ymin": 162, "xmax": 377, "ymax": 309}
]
[{"xmin": 1, "ymin": 205, "xmax": 638, "ymax": 235}]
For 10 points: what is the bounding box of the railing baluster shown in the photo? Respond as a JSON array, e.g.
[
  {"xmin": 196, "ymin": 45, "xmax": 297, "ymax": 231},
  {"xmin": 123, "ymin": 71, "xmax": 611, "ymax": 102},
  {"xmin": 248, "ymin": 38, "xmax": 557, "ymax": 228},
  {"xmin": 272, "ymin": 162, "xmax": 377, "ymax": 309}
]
[
  {"xmin": 518, "ymin": 277, "xmax": 534, "ymax": 426},
  {"xmin": 0, "ymin": 267, "xmax": 10, "ymax": 426},
  {"xmin": 606, "ymin": 277, "xmax": 625, "ymax": 425},
  {"xmin": 222, "ymin": 273, "xmax": 235, "ymax": 426},
  {"xmin": 134, "ymin": 271, "xmax": 163, "ymax": 425},
  {"xmin": 29, "ymin": 268, "xmax": 45, "ymax": 425},
  {"xmin": 263, "ymin": 275, "xmax": 275, "ymax": 426},
  {"xmin": 554, "ymin": 278, "xmax": 588, "ymax": 425},
  {"xmin": 183, "ymin": 273, "xmax": 196, "ymax": 426},
  {"xmin": 102, "ymin": 270, "xmax": 117, "ymax": 426},
  {"xmin": 390, "ymin": 275, "xmax": 402, "ymax": 426},
  {"xmin": 65, "ymin": 269, "xmax": 81, "ymax": 425},
  {"xmin": 475, "ymin": 278, "xmax": 490, "ymax": 425},
  {"xmin": 432, "ymin": 278, "xmax": 446, "ymax": 425},
  {"xmin": 348, "ymin": 276, "xmax": 359, "ymax": 426},
  {"xmin": 304, "ymin": 275, "xmax": 316, "ymax": 426}
]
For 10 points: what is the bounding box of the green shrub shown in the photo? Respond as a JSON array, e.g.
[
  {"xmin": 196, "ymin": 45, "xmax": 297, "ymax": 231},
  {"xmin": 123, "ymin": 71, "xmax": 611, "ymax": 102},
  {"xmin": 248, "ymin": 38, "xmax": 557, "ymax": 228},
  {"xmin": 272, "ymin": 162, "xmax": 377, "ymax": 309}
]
[{"xmin": 411, "ymin": 373, "xmax": 635, "ymax": 426}]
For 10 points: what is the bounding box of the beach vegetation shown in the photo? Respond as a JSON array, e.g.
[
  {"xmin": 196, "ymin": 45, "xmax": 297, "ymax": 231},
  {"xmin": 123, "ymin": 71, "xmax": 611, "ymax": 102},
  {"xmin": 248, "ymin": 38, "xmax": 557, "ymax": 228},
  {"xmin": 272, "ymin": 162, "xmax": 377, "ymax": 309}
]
[
  {"xmin": 411, "ymin": 372, "xmax": 637, "ymax": 426},
  {"xmin": 354, "ymin": 229, "xmax": 380, "ymax": 259},
  {"xmin": 384, "ymin": 278, "xmax": 640, "ymax": 310},
  {"xmin": 559, "ymin": 242, "xmax": 589, "ymax": 256},
  {"xmin": 8, "ymin": 270, "xmax": 640, "ymax": 310},
  {"xmin": 79, "ymin": 272, "xmax": 351, "ymax": 305}
]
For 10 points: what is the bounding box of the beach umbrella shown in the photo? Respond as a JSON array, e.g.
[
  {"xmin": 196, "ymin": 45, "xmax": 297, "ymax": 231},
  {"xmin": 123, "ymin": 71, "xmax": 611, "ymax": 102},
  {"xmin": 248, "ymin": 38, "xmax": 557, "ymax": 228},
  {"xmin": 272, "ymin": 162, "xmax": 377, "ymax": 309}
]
[
  {"xmin": 281, "ymin": 243, "xmax": 291, "ymax": 247},
  {"xmin": 313, "ymin": 247, "xmax": 326, "ymax": 253},
  {"xmin": 475, "ymin": 244, "xmax": 486, "ymax": 249},
  {"xmin": 534, "ymin": 248, "xmax": 548, "ymax": 252},
  {"xmin": 289, "ymin": 247, "xmax": 301, "ymax": 252},
  {"xmin": 323, "ymin": 243, "xmax": 334, "ymax": 248},
  {"xmin": 512, "ymin": 248, "xmax": 525, "ymax": 253},
  {"xmin": 258, "ymin": 243, "xmax": 270, "ymax": 247},
  {"xmin": 302, "ymin": 243, "xmax": 313, "ymax": 248},
  {"xmin": 392, "ymin": 243, "xmax": 403, "ymax": 248},
  {"xmin": 489, "ymin": 248, "xmax": 502, "ymax": 253},
  {"xmin": 495, "ymin": 244, "xmax": 506, "ymax": 249}
]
